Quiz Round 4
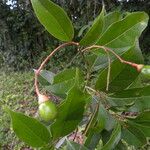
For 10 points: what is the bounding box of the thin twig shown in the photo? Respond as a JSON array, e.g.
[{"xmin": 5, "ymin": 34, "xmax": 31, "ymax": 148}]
[
  {"xmin": 85, "ymin": 86, "xmax": 97, "ymax": 93},
  {"xmin": 105, "ymin": 50, "xmax": 111, "ymax": 91},
  {"xmin": 83, "ymin": 103, "xmax": 99, "ymax": 136},
  {"xmin": 82, "ymin": 45, "xmax": 143, "ymax": 72},
  {"xmin": 34, "ymin": 42, "xmax": 79, "ymax": 96},
  {"xmin": 73, "ymin": 127, "xmax": 78, "ymax": 141},
  {"xmin": 65, "ymin": 51, "xmax": 80, "ymax": 68},
  {"xmin": 80, "ymin": 50, "xmax": 91, "ymax": 89}
]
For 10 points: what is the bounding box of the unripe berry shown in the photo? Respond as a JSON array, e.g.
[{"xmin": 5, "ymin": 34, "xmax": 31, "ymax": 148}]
[
  {"xmin": 141, "ymin": 65, "xmax": 150, "ymax": 79},
  {"xmin": 38, "ymin": 94, "xmax": 57, "ymax": 122}
]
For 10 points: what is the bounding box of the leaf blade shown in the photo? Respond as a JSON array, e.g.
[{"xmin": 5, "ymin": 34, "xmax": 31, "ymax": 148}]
[
  {"xmin": 95, "ymin": 42, "xmax": 144, "ymax": 92},
  {"xmin": 45, "ymin": 68, "xmax": 84, "ymax": 97},
  {"xmin": 127, "ymin": 111, "xmax": 150, "ymax": 137},
  {"xmin": 102, "ymin": 11, "xmax": 121, "ymax": 34},
  {"xmin": 101, "ymin": 123, "xmax": 121, "ymax": 150},
  {"xmin": 8, "ymin": 110, "xmax": 51, "ymax": 148},
  {"xmin": 122, "ymin": 122, "xmax": 147, "ymax": 147},
  {"xmin": 50, "ymin": 85, "xmax": 91, "ymax": 139},
  {"xmin": 107, "ymin": 86, "xmax": 150, "ymax": 112},
  {"xmin": 31, "ymin": 0, "xmax": 74, "ymax": 41},
  {"xmin": 96, "ymin": 12, "xmax": 149, "ymax": 48},
  {"xmin": 79, "ymin": 7, "xmax": 105, "ymax": 46}
]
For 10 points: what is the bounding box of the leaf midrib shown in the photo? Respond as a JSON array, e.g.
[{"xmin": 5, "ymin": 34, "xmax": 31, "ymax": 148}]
[
  {"xmin": 97, "ymin": 13, "xmax": 147, "ymax": 46},
  {"xmin": 38, "ymin": 0, "xmax": 71, "ymax": 40},
  {"xmin": 12, "ymin": 114, "xmax": 49, "ymax": 146}
]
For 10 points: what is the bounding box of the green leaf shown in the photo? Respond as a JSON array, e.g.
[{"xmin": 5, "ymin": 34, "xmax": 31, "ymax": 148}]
[
  {"xmin": 78, "ymin": 23, "xmax": 92, "ymax": 37},
  {"xmin": 97, "ymin": 105, "xmax": 116, "ymax": 131},
  {"xmin": 39, "ymin": 70, "xmax": 55, "ymax": 85},
  {"xmin": 45, "ymin": 68, "xmax": 84, "ymax": 97},
  {"xmin": 53, "ymin": 68, "xmax": 77, "ymax": 84},
  {"xmin": 101, "ymin": 123, "xmax": 121, "ymax": 150},
  {"xmin": 8, "ymin": 110, "xmax": 51, "ymax": 148},
  {"xmin": 122, "ymin": 123, "xmax": 147, "ymax": 147},
  {"xmin": 114, "ymin": 141, "xmax": 127, "ymax": 150},
  {"xmin": 40, "ymin": 146, "xmax": 54, "ymax": 150},
  {"xmin": 127, "ymin": 111, "xmax": 150, "ymax": 137},
  {"xmin": 84, "ymin": 103, "xmax": 103, "ymax": 150},
  {"xmin": 85, "ymin": 104, "xmax": 116, "ymax": 150},
  {"xmin": 109, "ymin": 86, "xmax": 150, "ymax": 98},
  {"xmin": 85, "ymin": 132, "xmax": 102, "ymax": 150},
  {"xmin": 79, "ymin": 7, "xmax": 105, "ymax": 46},
  {"xmin": 134, "ymin": 111, "xmax": 150, "ymax": 122},
  {"xmin": 31, "ymin": 0, "xmax": 74, "ymax": 41},
  {"xmin": 50, "ymin": 85, "xmax": 91, "ymax": 139},
  {"xmin": 95, "ymin": 42, "xmax": 144, "ymax": 92},
  {"xmin": 65, "ymin": 139, "xmax": 89, "ymax": 150},
  {"xmin": 83, "ymin": 11, "xmax": 121, "ymax": 72},
  {"xmin": 102, "ymin": 11, "xmax": 121, "ymax": 34},
  {"xmin": 85, "ymin": 47, "xmax": 130, "ymax": 74},
  {"xmin": 107, "ymin": 86, "xmax": 150, "ymax": 112},
  {"xmin": 97, "ymin": 12, "xmax": 149, "ymax": 48}
]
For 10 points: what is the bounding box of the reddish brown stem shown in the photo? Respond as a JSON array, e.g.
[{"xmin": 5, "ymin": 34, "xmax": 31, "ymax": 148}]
[
  {"xmin": 105, "ymin": 47, "xmax": 144, "ymax": 71},
  {"xmin": 34, "ymin": 41, "xmax": 79, "ymax": 96},
  {"xmin": 82, "ymin": 45, "xmax": 144, "ymax": 72}
]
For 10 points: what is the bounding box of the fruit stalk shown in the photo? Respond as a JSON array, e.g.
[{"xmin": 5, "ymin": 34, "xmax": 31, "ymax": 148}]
[
  {"xmin": 34, "ymin": 41, "xmax": 79, "ymax": 97},
  {"xmin": 82, "ymin": 45, "xmax": 144, "ymax": 72}
]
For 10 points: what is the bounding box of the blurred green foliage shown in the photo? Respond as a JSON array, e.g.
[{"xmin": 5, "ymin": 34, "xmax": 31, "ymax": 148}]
[{"xmin": 0, "ymin": 0, "xmax": 149, "ymax": 71}]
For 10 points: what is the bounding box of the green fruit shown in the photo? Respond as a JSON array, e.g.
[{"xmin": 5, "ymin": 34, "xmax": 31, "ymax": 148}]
[
  {"xmin": 141, "ymin": 65, "xmax": 150, "ymax": 79},
  {"xmin": 39, "ymin": 100, "xmax": 57, "ymax": 121}
]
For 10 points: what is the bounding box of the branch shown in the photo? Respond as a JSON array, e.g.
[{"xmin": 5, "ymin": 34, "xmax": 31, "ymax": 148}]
[
  {"xmin": 82, "ymin": 45, "xmax": 144, "ymax": 72},
  {"xmin": 34, "ymin": 42, "xmax": 79, "ymax": 96}
]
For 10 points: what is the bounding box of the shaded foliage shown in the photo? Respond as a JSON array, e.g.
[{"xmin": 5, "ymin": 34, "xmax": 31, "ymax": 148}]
[{"xmin": 0, "ymin": 0, "xmax": 149, "ymax": 70}]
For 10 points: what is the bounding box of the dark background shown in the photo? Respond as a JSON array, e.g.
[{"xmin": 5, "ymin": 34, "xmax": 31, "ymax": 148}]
[{"xmin": 0, "ymin": 0, "xmax": 150, "ymax": 71}]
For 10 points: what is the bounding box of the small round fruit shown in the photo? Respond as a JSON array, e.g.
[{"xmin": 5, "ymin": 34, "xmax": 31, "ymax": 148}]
[
  {"xmin": 141, "ymin": 65, "xmax": 150, "ymax": 79},
  {"xmin": 39, "ymin": 100, "xmax": 57, "ymax": 122}
]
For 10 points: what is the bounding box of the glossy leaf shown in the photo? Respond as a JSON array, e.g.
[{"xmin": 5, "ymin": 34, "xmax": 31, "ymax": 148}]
[
  {"xmin": 79, "ymin": 7, "xmax": 105, "ymax": 46},
  {"xmin": 127, "ymin": 111, "xmax": 150, "ymax": 137},
  {"xmin": 53, "ymin": 68, "xmax": 77, "ymax": 84},
  {"xmin": 84, "ymin": 102, "xmax": 103, "ymax": 150},
  {"xmin": 102, "ymin": 11, "xmax": 121, "ymax": 33},
  {"xmin": 85, "ymin": 132, "xmax": 102, "ymax": 150},
  {"xmin": 85, "ymin": 47, "xmax": 127, "ymax": 72},
  {"xmin": 114, "ymin": 141, "xmax": 127, "ymax": 150},
  {"xmin": 107, "ymin": 86, "xmax": 150, "ymax": 112},
  {"xmin": 101, "ymin": 123, "xmax": 121, "ymax": 150},
  {"xmin": 78, "ymin": 23, "xmax": 92, "ymax": 37},
  {"xmin": 133, "ymin": 111, "xmax": 150, "ymax": 122},
  {"xmin": 97, "ymin": 105, "xmax": 116, "ymax": 131},
  {"xmin": 97, "ymin": 12, "xmax": 149, "ymax": 48},
  {"xmin": 45, "ymin": 68, "xmax": 83, "ymax": 97},
  {"xmin": 84, "ymin": 11, "xmax": 121, "ymax": 72},
  {"xmin": 95, "ymin": 43, "xmax": 144, "ymax": 92},
  {"xmin": 40, "ymin": 146, "xmax": 54, "ymax": 150},
  {"xmin": 50, "ymin": 84, "xmax": 91, "ymax": 139},
  {"xmin": 8, "ymin": 110, "xmax": 51, "ymax": 148},
  {"xmin": 109, "ymin": 85, "xmax": 150, "ymax": 98},
  {"xmin": 122, "ymin": 123, "xmax": 147, "ymax": 147},
  {"xmin": 85, "ymin": 104, "xmax": 116, "ymax": 150},
  {"xmin": 31, "ymin": 0, "xmax": 74, "ymax": 41},
  {"xmin": 39, "ymin": 70, "xmax": 55, "ymax": 85}
]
